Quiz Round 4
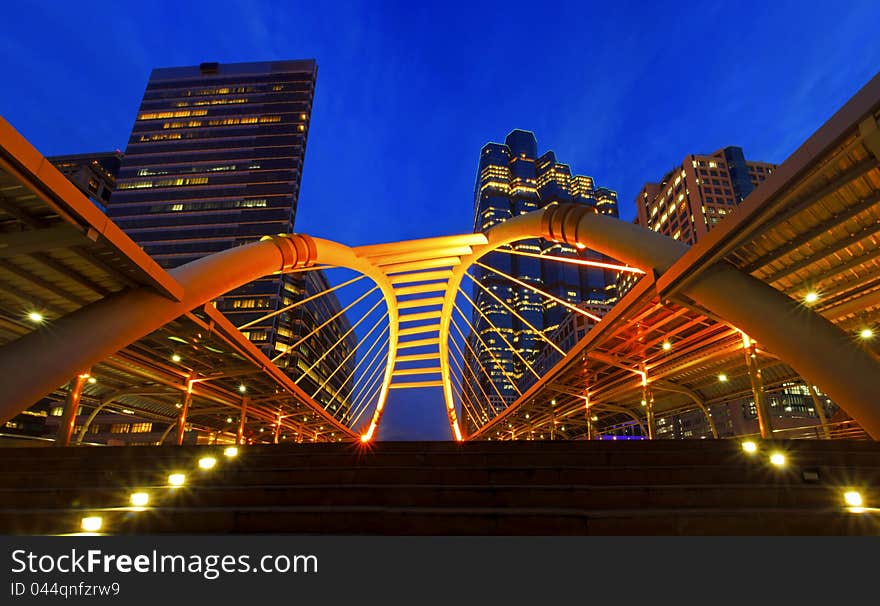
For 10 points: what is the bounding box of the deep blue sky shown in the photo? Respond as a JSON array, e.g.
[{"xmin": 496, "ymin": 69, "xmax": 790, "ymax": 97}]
[{"xmin": 2, "ymin": 0, "xmax": 879, "ymax": 439}]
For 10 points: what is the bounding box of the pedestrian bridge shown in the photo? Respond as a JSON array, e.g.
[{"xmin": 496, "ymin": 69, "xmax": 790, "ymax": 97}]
[{"xmin": 0, "ymin": 73, "xmax": 879, "ymax": 447}]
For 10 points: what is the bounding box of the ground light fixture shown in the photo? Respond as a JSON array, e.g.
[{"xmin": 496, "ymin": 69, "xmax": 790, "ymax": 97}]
[
  {"xmin": 198, "ymin": 456, "xmax": 217, "ymax": 470},
  {"xmin": 223, "ymin": 446, "xmax": 239, "ymax": 458},
  {"xmin": 741, "ymin": 440, "xmax": 758, "ymax": 454},
  {"xmin": 81, "ymin": 516, "xmax": 103, "ymax": 532},
  {"xmin": 130, "ymin": 492, "xmax": 150, "ymax": 507},
  {"xmin": 843, "ymin": 490, "xmax": 863, "ymax": 508},
  {"xmin": 168, "ymin": 473, "xmax": 186, "ymax": 487},
  {"xmin": 769, "ymin": 452, "xmax": 786, "ymax": 467}
]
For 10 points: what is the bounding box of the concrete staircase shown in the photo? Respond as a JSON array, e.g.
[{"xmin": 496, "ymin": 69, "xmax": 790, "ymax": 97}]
[{"xmin": 0, "ymin": 440, "xmax": 878, "ymax": 535}]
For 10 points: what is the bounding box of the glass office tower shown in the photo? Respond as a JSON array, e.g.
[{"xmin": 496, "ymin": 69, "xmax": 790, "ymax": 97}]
[
  {"xmin": 108, "ymin": 60, "xmax": 353, "ymax": 419},
  {"xmin": 465, "ymin": 130, "xmax": 619, "ymax": 427}
]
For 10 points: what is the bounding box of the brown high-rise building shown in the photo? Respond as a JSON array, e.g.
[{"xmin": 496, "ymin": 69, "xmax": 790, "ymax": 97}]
[{"xmin": 635, "ymin": 146, "xmax": 775, "ymax": 245}]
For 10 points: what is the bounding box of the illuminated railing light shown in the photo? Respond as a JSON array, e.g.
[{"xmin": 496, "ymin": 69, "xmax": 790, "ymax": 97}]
[
  {"xmin": 844, "ymin": 491, "xmax": 863, "ymax": 508},
  {"xmin": 198, "ymin": 457, "xmax": 217, "ymax": 470},
  {"xmin": 769, "ymin": 452, "xmax": 786, "ymax": 467},
  {"xmin": 81, "ymin": 516, "xmax": 103, "ymax": 532},
  {"xmin": 130, "ymin": 492, "xmax": 150, "ymax": 507},
  {"xmin": 223, "ymin": 446, "xmax": 239, "ymax": 458},
  {"xmin": 168, "ymin": 473, "xmax": 186, "ymax": 487},
  {"xmin": 741, "ymin": 440, "xmax": 758, "ymax": 454}
]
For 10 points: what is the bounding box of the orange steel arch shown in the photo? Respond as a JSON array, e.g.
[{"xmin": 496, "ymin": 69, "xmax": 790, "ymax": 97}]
[
  {"xmin": 2, "ymin": 204, "xmax": 880, "ymax": 440},
  {"xmin": 442, "ymin": 203, "xmax": 880, "ymax": 440},
  {"xmin": 0, "ymin": 234, "xmax": 400, "ymax": 440}
]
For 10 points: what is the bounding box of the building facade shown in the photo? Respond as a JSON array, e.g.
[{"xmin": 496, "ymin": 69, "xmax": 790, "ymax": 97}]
[
  {"xmin": 463, "ymin": 130, "xmax": 619, "ymax": 431},
  {"xmin": 107, "ymin": 60, "xmax": 354, "ymax": 419},
  {"xmin": 635, "ymin": 146, "xmax": 775, "ymax": 245},
  {"xmin": 48, "ymin": 151, "xmax": 123, "ymax": 212}
]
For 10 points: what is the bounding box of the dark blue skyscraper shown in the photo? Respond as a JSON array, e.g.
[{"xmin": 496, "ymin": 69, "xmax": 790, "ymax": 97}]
[{"xmin": 465, "ymin": 130, "xmax": 619, "ymax": 428}]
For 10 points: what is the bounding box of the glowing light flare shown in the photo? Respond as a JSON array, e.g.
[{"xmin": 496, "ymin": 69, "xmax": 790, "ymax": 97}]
[
  {"xmin": 741, "ymin": 441, "xmax": 757, "ymax": 453},
  {"xmin": 843, "ymin": 491, "xmax": 863, "ymax": 507},
  {"xmin": 168, "ymin": 473, "xmax": 186, "ymax": 487},
  {"xmin": 224, "ymin": 446, "xmax": 239, "ymax": 458},
  {"xmin": 27, "ymin": 311, "xmax": 44, "ymax": 323},
  {"xmin": 804, "ymin": 292, "xmax": 819, "ymax": 304},
  {"xmin": 87, "ymin": 377, "xmax": 97, "ymax": 384},
  {"xmin": 81, "ymin": 516, "xmax": 103, "ymax": 532},
  {"xmin": 662, "ymin": 341, "xmax": 671, "ymax": 351},
  {"xmin": 171, "ymin": 354, "xmax": 182, "ymax": 362},
  {"xmin": 130, "ymin": 492, "xmax": 150, "ymax": 507},
  {"xmin": 859, "ymin": 328, "xmax": 874, "ymax": 339},
  {"xmin": 718, "ymin": 373, "xmax": 728, "ymax": 383},
  {"xmin": 769, "ymin": 452, "xmax": 786, "ymax": 467},
  {"xmin": 238, "ymin": 384, "xmax": 247, "ymax": 393},
  {"xmin": 198, "ymin": 457, "xmax": 217, "ymax": 470}
]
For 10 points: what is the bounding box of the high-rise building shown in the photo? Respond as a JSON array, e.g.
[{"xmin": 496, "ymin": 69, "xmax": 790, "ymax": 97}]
[
  {"xmin": 107, "ymin": 60, "xmax": 354, "ymax": 418},
  {"xmin": 635, "ymin": 146, "xmax": 775, "ymax": 245},
  {"xmin": 617, "ymin": 147, "xmax": 776, "ymax": 298},
  {"xmin": 464, "ymin": 130, "xmax": 619, "ymax": 430},
  {"xmin": 48, "ymin": 151, "xmax": 123, "ymax": 212}
]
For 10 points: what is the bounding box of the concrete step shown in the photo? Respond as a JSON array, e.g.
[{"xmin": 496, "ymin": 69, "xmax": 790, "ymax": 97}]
[{"xmin": 2, "ymin": 505, "xmax": 877, "ymax": 536}]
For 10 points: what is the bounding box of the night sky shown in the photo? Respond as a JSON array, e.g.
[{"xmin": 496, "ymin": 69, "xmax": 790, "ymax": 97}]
[{"xmin": 2, "ymin": 0, "xmax": 879, "ymax": 439}]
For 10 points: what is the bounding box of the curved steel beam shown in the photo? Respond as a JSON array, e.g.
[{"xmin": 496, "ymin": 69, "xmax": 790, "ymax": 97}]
[
  {"xmin": 652, "ymin": 380, "xmax": 718, "ymax": 439},
  {"xmin": 458, "ymin": 203, "xmax": 880, "ymax": 440},
  {"xmin": 0, "ymin": 235, "xmax": 346, "ymax": 437}
]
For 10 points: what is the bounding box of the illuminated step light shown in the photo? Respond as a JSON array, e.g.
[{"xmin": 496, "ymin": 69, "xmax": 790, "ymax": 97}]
[
  {"xmin": 168, "ymin": 473, "xmax": 186, "ymax": 487},
  {"xmin": 844, "ymin": 491, "xmax": 863, "ymax": 508},
  {"xmin": 27, "ymin": 311, "xmax": 44, "ymax": 323},
  {"xmin": 859, "ymin": 328, "xmax": 874, "ymax": 339},
  {"xmin": 130, "ymin": 492, "xmax": 150, "ymax": 507},
  {"xmin": 662, "ymin": 340, "xmax": 672, "ymax": 351},
  {"xmin": 171, "ymin": 354, "xmax": 182, "ymax": 363},
  {"xmin": 769, "ymin": 452, "xmax": 786, "ymax": 467},
  {"xmin": 804, "ymin": 292, "xmax": 819, "ymax": 304},
  {"xmin": 198, "ymin": 457, "xmax": 217, "ymax": 470},
  {"xmin": 741, "ymin": 440, "xmax": 757, "ymax": 454},
  {"xmin": 81, "ymin": 516, "xmax": 103, "ymax": 532},
  {"xmin": 224, "ymin": 446, "xmax": 239, "ymax": 458},
  {"xmin": 718, "ymin": 373, "xmax": 728, "ymax": 383}
]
